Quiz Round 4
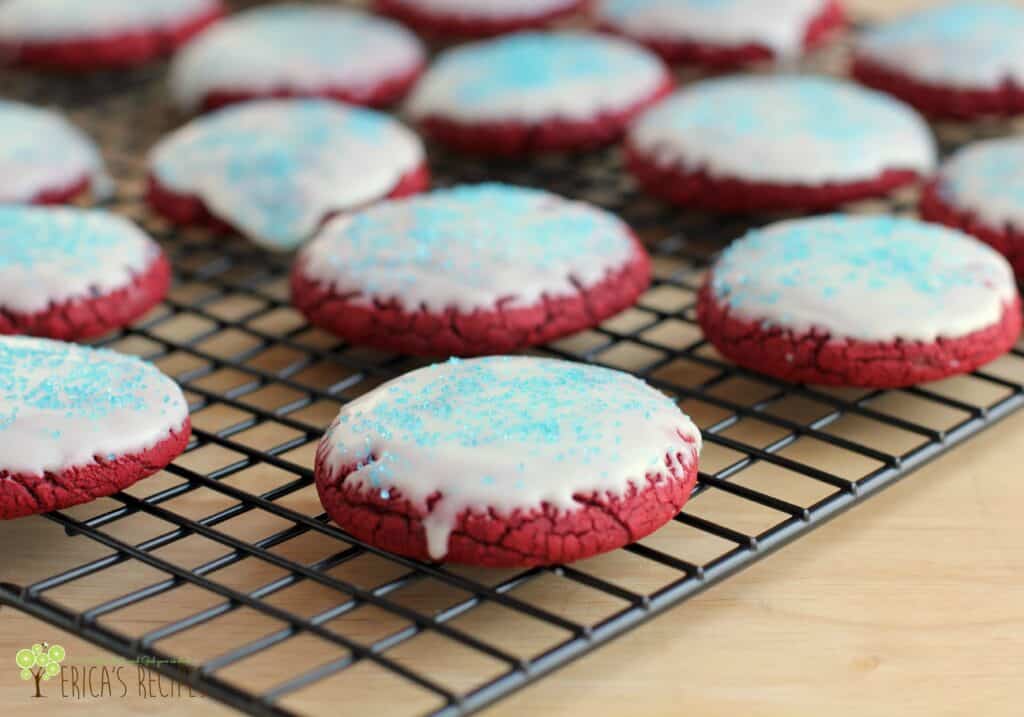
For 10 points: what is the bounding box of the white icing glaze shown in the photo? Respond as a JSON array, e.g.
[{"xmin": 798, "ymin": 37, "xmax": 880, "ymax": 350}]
[
  {"xmin": 628, "ymin": 75, "xmax": 936, "ymax": 184},
  {"xmin": 169, "ymin": 5, "xmax": 425, "ymax": 112},
  {"xmin": 596, "ymin": 0, "xmax": 830, "ymax": 57},
  {"xmin": 384, "ymin": 0, "xmax": 578, "ymax": 20},
  {"xmin": 318, "ymin": 356, "xmax": 701, "ymax": 559},
  {"xmin": 148, "ymin": 99, "xmax": 425, "ymax": 251},
  {"xmin": 0, "ymin": 0, "xmax": 220, "ymax": 41},
  {"xmin": 0, "ymin": 336, "xmax": 189, "ymax": 476},
  {"xmin": 0, "ymin": 100, "xmax": 113, "ymax": 203},
  {"xmin": 856, "ymin": 3, "xmax": 1024, "ymax": 89},
  {"xmin": 0, "ymin": 206, "xmax": 161, "ymax": 314},
  {"xmin": 937, "ymin": 137, "xmax": 1024, "ymax": 230},
  {"xmin": 405, "ymin": 31, "xmax": 668, "ymax": 123},
  {"xmin": 711, "ymin": 215, "xmax": 1018, "ymax": 342},
  {"xmin": 299, "ymin": 184, "xmax": 639, "ymax": 312}
]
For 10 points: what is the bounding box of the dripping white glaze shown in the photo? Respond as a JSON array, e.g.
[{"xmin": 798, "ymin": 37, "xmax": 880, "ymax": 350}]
[{"xmin": 318, "ymin": 356, "xmax": 701, "ymax": 560}]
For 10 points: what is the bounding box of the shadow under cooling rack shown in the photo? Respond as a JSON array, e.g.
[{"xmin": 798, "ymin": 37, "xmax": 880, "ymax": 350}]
[{"xmin": 3, "ymin": 20, "xmax": 1024, "ymax": 717}]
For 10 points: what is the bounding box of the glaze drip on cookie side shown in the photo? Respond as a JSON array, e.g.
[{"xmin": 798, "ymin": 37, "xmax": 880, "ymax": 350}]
[
  {"xmin": 0, "ymin": 337, "xmax": 189, "ymax": 475},
  {"xmin": 319, "ymin": 357, "xmax": 701, "ymax": 560},
  {"xmin": 299, "ymin": 184, "xmax": 639, "ymax": 311},
  {"xmin": 857, "ymin": 3, "xmax": 1024, "ymax": 89},
  {"xmin": 148, "ymin": 99, "xmax": 425, "ymax": 250},
  {"xmin": 406, "ymin": 32, "xmax": 668, "ymax": 122},
  {"xmin": 0, "ymin": 207, "xmax": 161, "ymax": 314},
  {"xmin": 628, "ymin": 75, "xmax": 936, "ymax": 184},
  {"xmin": 169, "ymin": 5, "xmax": 425, "ymax": 112},
  {"xmin": 711, "ymin": 215, "xmax": 1018, "ymax": 342},
  {"xmin": 596, "ymin": 0, "xmax": 831, "ymax": 56},
  {"xmin": 0, "ymin": 100, "xmax": 112, "ymax": 203}
]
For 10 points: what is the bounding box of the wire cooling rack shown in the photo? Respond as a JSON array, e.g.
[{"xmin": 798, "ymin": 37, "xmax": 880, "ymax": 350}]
[{"xmin": 3, "ymin": 11, "xmax": 1024, "ymax": 717}]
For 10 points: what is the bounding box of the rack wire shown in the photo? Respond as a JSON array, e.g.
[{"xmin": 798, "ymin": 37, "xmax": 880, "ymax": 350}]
[{"xmin": 2, "ymin": 10, "xmax": 1024, "ymax": 716}]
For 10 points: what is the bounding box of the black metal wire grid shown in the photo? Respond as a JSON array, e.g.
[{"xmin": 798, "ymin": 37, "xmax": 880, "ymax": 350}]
[{"xmin": 3, "ymin": 24, "xmax": 1024, "ymax": 717}]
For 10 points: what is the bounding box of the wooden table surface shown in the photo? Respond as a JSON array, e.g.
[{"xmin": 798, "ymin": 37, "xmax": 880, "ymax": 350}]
[{"xmin": 2, "ymin": 1, "xmax": 1024, "ymax": 715}]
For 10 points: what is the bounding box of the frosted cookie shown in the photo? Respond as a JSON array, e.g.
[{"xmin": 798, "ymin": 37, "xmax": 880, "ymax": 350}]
[
  {"xmin": 314, "ymin": 356, "xmax": 701, "ymax": 566},
  {"xmin": 169, "ymin": 5, "xmax": 426, "ymax": 114},
  {"xmin": 698, "ymin": 215, "xmax": 1022, "ymax": 388},
  {"xmin": 625, "ymin": 75, "xmax": 936, "ymax": 212},
  {"xmin": 0, "ymin": 207, "xmax": 169, "ymax": 340},
  {"xmin": 921, "ymin": 137, "xmax": 1024, "ymax": 279},
  {"xmin": 0, "ymin": 0, "xmax": 224, "ymax": 71},
  {"xmin": 373, "ymin": 0, "xmax": 584, "ymax": 38},
  {"xmin": 292, "ymin": 184, "xmax": 650, "ymax": 356},
  {"xmin": 405, "ymin": 32, "xmax": 672, "ymax": 156},
  {"xmin": 0, "ymin": 336, "xmax": 190, "ymax": 519},
  {"xmin": 854, "ymin": 3, "xmax": 1024, "ymax": 119},
  {"xmin": 147, "ymin": 99, "xmax": 429, "ymax": 251},
  {"xmin": 0, "ymin": 100, "xmax": 112, "ymax": 205},
  {"xmin": 594, "ymin": 0, "xmax": 845, "ymax": 68}
]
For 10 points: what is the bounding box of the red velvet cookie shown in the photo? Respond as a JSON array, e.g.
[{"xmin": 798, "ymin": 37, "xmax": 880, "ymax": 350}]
[
  {"xmin": 169, "ymin": 6, "xmax": 426, "ymax": 114},
  {"xmin": 0, "ymin": 336, "xmax": 191, "ymax": 519},
  {"xmin": 147, "ymin": 100, "xmax": 429, "ymax": 251},
  {"xmin": 625, "ymin": 75, "xmax": 936, "ymax": 213},
  {"xmin": 698, "ymin": 215, "xmax": 1021, "ymax": 388},
  {"xmin": 373, "ymin": 0, "xmax": 584, "ymax": 38},
  {"xmin": 406, "ymin": 32, "xmax": 672, "ymax": 156},
  {"xmin": 594, "ymin": 0, "xmax": 845, "ymax": 68},
  {"xmin": 0, "ymin": 100, "xmax": 114, "ymax": 206},
  {"xmin": 0, "ymin": 206, "xmax": 170, "ymax": 341},
  {"xmin": 853, "ymin": 4, "xmax": 1024, "ymax": 119},
  {"xmin": 291, "ymin": 184, "xmax": 651, "ymax": 356},
  {"xmin": 0, "ymin": 0, "xmax": 223, "ymax": 71},
  {"xmin": 919, "ymin": 137, "xmax": 1024, "ymax": 280},
  {"xmin": 315, "ymin": 356, "xmax": 702, "ymax": 567}
]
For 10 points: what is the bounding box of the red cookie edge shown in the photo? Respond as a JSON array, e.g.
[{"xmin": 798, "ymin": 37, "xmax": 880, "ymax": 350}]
[
  {"xmin": 0, "ymin": 2, "xmax": 225, "ymax": 71},
  {"xmin": 146, "ymin": 161, "xmax": 431, "ymax": 237},
  {"xmin": 290, "ymin": 236, "xmax": 651, "ymax": 356},
  {"xmin": 920, "ymin": 180, "xmax": 1024, "ymax": 280},
  {"xmin": 0, "ymin": 417, "xmax": 191, "ymax": 520},
  {"xmin": 624, "ymin": 140, "xmax": 921, "ymax": 212},
  {"xmin": 0, "ymin": 251, "xmax": 171, "ymax": 341},
  {"xmin": 415, "ymin": 74, "xmax": 674, "ymax": 156},
  {"xmin": 852, "ymin": 56, "xmax": 1024, "ymax": 120},
  {"xmin": 372, "ymin": 0, "xmax": 585, "ymax": 38},
  {"xmin": 24, "ymin": 173, "xmax": 92, "ymax": 205},
  {"xmin": 597, "ymin": 0, "xmax": 845, "ymax": 67},
  {"xmin": 697, "ymin": 279, "xmax": 1023, "ymax": 388},
  {"xmin": 314, "ymin": 432, "xmax": 700, "ymax": 567},
  {"xmin": 195, "ymin": 61, "xmax": 426, "ymax": 113}
]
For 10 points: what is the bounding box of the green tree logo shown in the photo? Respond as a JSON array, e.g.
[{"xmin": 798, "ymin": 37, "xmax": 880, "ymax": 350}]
[{"xmin": 14, "ymin": 643, "xmax": 65, "ymax": 698}]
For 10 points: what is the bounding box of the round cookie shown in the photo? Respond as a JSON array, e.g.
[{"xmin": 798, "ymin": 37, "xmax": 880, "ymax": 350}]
[
  {"xmin": 594, "ymin": 0, "xmax": 845, "ymax": 68},
  {"xmin": 698, "ymin": 215, "xmax": 1022, "ymax": 388},
  {"xmin": 0, "ymin": 0, "xmax": 224, "ymax": 71},
  {"xmin": 147, "ymin": 99, "xmax": 429, "ymax": 251},
  {"xmin": 853, "ymin": 3, "xmax": 1024, "ymax": 119},
  {"xmin": 0, "ymin": 207, "xmax": 169, "ymax": 340},
  {"xmin": 373, "ymin": 0, "xmax": 584, "ymax": 38},
  {"xmin": 405, "ymin": 31, "xmax": 673, "ymax": 156},
  {"xmin": 625, "ymin": 75, "xmax": 936, "ymax": 213},
  {"xmin": 0, "ymin": 100, "xmax": 113, "ymax": 205},
  {"xmin": 0, "ymin": 336, "xmax": 191, "ymax": 520},
  {"xmin": 314, "ymin": 356, "xmax": 702, "ymax": 567},
  {"xmin": 921, "ymin": 137, "xmax": 1024, "ymax": 279},
  {"xmin": 291, "ymin": 184, "xmax": 651, "ymax": 356},
  {"xmin": 169, "ymin": 5, "xmax": 426, "ymax": 114}
]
